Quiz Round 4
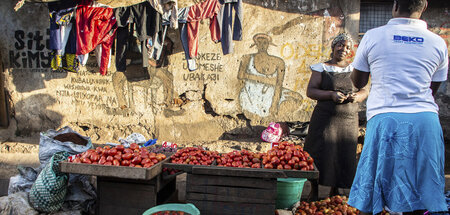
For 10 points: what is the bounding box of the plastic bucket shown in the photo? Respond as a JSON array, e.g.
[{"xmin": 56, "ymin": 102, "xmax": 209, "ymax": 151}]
[
  {"xmin": 276, "ymin": 178, "xmax": 307, "ymax": 209},
  {"xmin": 142, "ymin": 203, "xmax": 200, "ymax": 215}
]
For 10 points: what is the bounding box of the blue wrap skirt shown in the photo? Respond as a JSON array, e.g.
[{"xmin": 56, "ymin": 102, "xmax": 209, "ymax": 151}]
[{"xmin": 348, "ymin": 112, "xmax": 447, "ymax": 213}]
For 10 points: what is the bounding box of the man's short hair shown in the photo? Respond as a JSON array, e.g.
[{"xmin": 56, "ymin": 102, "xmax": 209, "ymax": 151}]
[{"xmin": 396, "ymin": 0, "xmax": 427, "ymax": 14}]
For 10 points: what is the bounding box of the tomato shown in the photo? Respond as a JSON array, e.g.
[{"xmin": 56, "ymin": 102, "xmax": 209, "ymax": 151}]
[
  {"xmin": 82, "ymin": 158, "xmax": 92, "ymax": 164},
  {"xmin": 284, "ymin": 164, "xmax": 292, "ymax": 170},
  {"xmin": 114, "ymin": 154, "xmax": 122, "ymax": 161},
  {"xmin": 113, "ymin": 159, "xmax": 120, "ymax": 166},
  {"xmin": 271, "ymin": 156, "xmax": 280, "ymax": 165},
  {"xmin": 95, "ymin": 147, "xmax": 104, "ymax": 154},
  {"xmin": 299, "ymin": 161, "xmax": 308, "ymax": 168},
  {"xmin": 151, "ymin": 159, "xmax": 159, "ymax": 164},
  {"xmin": 264, "ymin": 163, "xmax": 274, "ymax": 169},
  {"xmin": 121, "ymin": 160, "xmax": 130, "ymax": 166},
  {"xmin": 108, "ymin": 148, "xmax": 118, "ymax": 156},
  {"xmin": 106, "ymin": 155, "xmax": 114, "ymax": 162},
  {"xmin": 135, "ymin": 164, "xmax": 142, "ymax": 168},
  {"xmin": 99, "ymin": 156, "xmax": 106, "ymax": 165},
  {"xmin": 104, "ymin": 146, "xmax": 111, "ymax": 150},
  {"xmin": 277, "ymin": 164, "xmax": 284, "ymax": 169},
  {"xmin": 74, "ymin": 158, "xmax": 82, "ymax": 163},
  {"xmin": 90, "ymin": 153, "xmax": 100, "ymax": 162},
  {"xmin": 130, "ymin": 143, "xmax": 139, "ymax": 150},
  {"xmin": 285, "ymin": 152, "xmax": 292, "ymax": 160},
  {"xmin": 251, "ymin": 163, "xmax": 261, "ymax": 168},
  {"xmin": 123, "ymin": 148, "xmax": 133, "ymax": 154},
  {"xmin": 122, "ymin": 153, "xmax": 133, "ymax": 160},
  {"xmin": 141, "ymin": 158, "xmax": 151, "ymax": 165},
  {"xmin": 104, "ymin": 161, "xmax": 112, "ymax": 165},
  {"xmin": 116, "ymin": 145, "xmax": 125, "ymax": 152},
  {"xmin": 131, "ymin": 156, "xmax": 142, "ymax": 165}
]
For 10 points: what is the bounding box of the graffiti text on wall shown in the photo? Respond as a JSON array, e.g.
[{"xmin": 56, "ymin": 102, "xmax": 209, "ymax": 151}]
[
  {"xmin": 9, "ymin": 30, "xmax": 51, "ymax": 69},
  {"xmin": 55, "ymin": 71, "xmax": 118, "ymax": 111},
  {"xmin": 280, "ymin": 42, "xmax": 358, "ymax": 93},
  {"xmin": 182, "ymin": 52, "xmax": 223, "ymax": 82}
]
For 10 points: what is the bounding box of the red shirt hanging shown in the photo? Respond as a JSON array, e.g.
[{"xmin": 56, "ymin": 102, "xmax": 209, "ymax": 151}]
[{"xmin": 76, "ymin": 5, "xmax": 116, "ymax": 75}]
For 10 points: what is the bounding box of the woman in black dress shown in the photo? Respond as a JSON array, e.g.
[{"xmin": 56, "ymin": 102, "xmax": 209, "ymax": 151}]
[{"xmin": 304, "ymin": 33, "xmax": 368, "ymax": 200}]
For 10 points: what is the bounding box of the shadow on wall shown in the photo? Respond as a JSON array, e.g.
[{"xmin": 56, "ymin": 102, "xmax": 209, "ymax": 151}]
[
  {"xmin": 111, "ymin": 36, "xmax": 177, "ymax": 114},
  {"xmin": 14, "ymin": 93, "xmax": 62, "ymax": 136}
]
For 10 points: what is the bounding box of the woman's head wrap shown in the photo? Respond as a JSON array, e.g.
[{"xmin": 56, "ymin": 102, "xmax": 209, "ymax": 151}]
[{"xmin": 331, "ymin": 33, "xmax": 353, "ymax": 50}]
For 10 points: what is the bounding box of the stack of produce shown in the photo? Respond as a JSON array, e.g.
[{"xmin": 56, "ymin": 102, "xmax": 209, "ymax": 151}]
[
  {"xmin": 262, "ymin": 142, "xmax": 314, "ymax": 170},
  {"xmin": 170, "ymin": 147, "xmax": 220, "ymax": 165},
  {"xmin": 69, "ymin": 143, "xmax": 167, "ymax": 168},
  {"xmin": 295, "ymin": 196, "xmax": 358, "ymax": 215},
  {"xmin": 147, "ymin": 145, "xmax": 178, "ymax": 156},
  {"xmin": 217, "ymin": 149, "xmax": 264, "ymax": 168}
]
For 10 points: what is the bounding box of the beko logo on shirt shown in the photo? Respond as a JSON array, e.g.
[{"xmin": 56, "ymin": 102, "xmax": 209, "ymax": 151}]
[{"xmin": 393, "ymin": 35, "xmax": 424, "ymax": 44}]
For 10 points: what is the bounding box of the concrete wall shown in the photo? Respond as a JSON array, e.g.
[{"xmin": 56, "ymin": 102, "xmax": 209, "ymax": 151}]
[{"xmin": 0, "ymin": 0, "xmax": 449, "ymax": 143}]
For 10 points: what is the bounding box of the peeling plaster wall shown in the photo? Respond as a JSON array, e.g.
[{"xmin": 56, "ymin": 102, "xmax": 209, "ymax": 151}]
[{"xmin": 1, "ymin": 0, "xmax": 448, "ymax": 143}]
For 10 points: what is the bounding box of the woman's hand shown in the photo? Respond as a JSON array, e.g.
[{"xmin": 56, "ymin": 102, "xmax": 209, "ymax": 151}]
[
  {"xmin": 346, "ymin": 88, "xmax": 369, "ymax": 103},
  {"xmin": 346, "ymin": 93, "xmax": 359, "ymax": 103},
  {"xmin": 331, "ymin": 91, "xmax": 348, "ymax": 103}
]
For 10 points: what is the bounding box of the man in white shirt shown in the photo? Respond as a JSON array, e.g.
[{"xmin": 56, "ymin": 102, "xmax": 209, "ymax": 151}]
[{"xmin": 348, "ymin": 0, "xmax": 449, "ymax": 214}]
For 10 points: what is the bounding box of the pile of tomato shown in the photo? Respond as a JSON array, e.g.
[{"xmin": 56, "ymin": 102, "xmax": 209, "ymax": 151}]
[
  {"xmin": 262, "ymin": 142, "xmax": 314, "ymax": 170},
  {"xmin": 170, "ymin": 147, "xmax": 220, "ymax": 165},
  {"xmin": 69, "ymin": 143, "xmax": 167, "ymax": 168},
  {"xmin": 295, "ymin": 196, "xmax": 359, "ymax": 215},
  {"xmin": 217, "ymin": 149, "xmax": 263, "ymax": 168}
]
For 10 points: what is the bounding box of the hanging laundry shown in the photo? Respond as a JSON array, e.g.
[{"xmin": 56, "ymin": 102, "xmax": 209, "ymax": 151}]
[
  {"xmin": 187, "ymin": 0, "xmax": 221, "ymax": 58},
  {"xmin": 149, "ymin": 0, "xmax": 179, "ymax": 29},
  {"xmin": 62, "ymin": 25, "xmax": 79, "ymax": 73},
  {"xmin": 114, "ymin": 1, "xmax": 160, "ymax": 72},
  {"xmin": 172, "ymin": 7, "xmax": 196, "ymax": 71},
  {"xmin": 218, "ymin": 0, "xmax": 243, "ymax": 55},
  {"xmin": 48, "ymin": 0, "xmax": 77, "ymax": 71},
  {"xmin": 76, "ymin": 3, "xmax": 116, "ymax": 75}
]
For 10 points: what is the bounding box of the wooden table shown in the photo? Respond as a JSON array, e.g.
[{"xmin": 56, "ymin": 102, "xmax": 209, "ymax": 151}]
[
  {"xmin": 60, "ymin": 159, "xmax": 175, "ymax": 215},
  {"xmin": 163, "ymin": 163, "xmax": 319, "ymax": 215}
]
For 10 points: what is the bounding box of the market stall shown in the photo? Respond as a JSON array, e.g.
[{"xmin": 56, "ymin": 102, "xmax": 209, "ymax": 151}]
[
  {"xmin": 163, "ymin": 142, "xmax": 319, "ymax": 215},
  {"xmin": 60, "ymin": 144, "xmax": 177, "ymax": 215}
]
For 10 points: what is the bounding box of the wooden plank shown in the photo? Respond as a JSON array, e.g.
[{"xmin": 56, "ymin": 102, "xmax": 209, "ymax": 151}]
[
  {"xmin": 60, "ymin": 157, "xmax": 169, "ymax": 180},
  {"xmin": 192, "ymin": 165, "xmax": 287, "ymax": 178},
  {"xmin": 97, "ymin": 180, "xmax": 157, "ymax": 215},
  {"xmin": 186, "ymin": 192, "xmax": 275, "ymax": 204},
  {"xmin": 187, "ymin": 200, "xmax": 276, "ymax": 215},
  {"xmin": 187, "ymin": 174, "xmax": 277, "ymax": 189},
  {"xmin": 162, "ymin": 163, "xmax": 195, "ymax": 173},
  {"xmin": 187, "ymin": 185, "xmax": 276, "ymax": 200}
]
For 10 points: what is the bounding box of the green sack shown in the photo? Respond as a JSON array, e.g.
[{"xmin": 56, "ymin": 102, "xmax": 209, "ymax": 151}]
[{"xmin": 29, "ymin": 151, "xmax": 70, "ymax": 213}]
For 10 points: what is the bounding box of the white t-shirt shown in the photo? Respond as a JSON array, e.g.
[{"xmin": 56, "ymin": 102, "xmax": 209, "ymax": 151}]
[{"xmin": 352, "ymin": 18, "xmax": 449, "ymax": 120}]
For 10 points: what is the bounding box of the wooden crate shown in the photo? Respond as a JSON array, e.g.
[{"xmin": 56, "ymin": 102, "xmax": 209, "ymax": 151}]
[
  {"xmin": 186, "ymin": 174, "xmax": 277, "ymax": 215},
  {"xmin": 60, "ymin": 157, "xmax": 170, "ymax": 180},
  {"xmin": 163, "ymin": 163, "xmax": 319, "ymax": 179},
  {"xmin": 97, "ymin": 175, "xmax": 176, "ymax": 215}
]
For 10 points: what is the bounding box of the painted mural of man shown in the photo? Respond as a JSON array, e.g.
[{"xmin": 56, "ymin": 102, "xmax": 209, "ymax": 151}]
[{"xmin": 238, "ymin": 33, "xmax": 303, "ymax": 121}]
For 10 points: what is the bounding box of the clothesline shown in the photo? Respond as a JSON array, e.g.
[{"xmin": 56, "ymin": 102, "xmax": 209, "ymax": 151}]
[{"xmin": 28, "ymin": 0, "xmax": 243, "ymax": 75}]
